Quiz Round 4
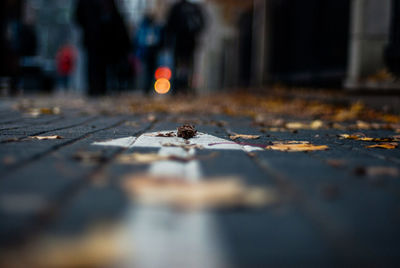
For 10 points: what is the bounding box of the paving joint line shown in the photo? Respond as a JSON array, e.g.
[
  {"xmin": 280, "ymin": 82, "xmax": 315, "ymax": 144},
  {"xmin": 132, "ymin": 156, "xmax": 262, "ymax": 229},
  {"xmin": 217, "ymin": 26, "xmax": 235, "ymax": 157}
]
[
  {"xmin": 1, "ymin": 117, "xmax": 158, "ymax": 248},
  {"xmin": 0, "ymin": 116, "xmax": 98, "ymax": 144}
]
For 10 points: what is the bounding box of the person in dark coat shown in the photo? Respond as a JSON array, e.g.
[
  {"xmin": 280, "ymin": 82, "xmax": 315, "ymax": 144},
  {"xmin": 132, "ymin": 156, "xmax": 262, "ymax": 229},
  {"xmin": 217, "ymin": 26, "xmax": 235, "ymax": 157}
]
[
  {"xmin": 166, "ymin": 0, "xmax": 205, "ymax": 93},
  {"xmin": 75, "ymin": 0, "xmax": 130, "ymax": 96}
]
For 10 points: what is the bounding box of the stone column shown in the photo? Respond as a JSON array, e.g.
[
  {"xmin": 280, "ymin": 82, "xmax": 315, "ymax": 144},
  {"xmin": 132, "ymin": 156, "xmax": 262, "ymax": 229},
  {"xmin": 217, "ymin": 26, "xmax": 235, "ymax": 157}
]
[{"xmin": 345, "ymin": 0, "xmax": 391, "ymax": 88}]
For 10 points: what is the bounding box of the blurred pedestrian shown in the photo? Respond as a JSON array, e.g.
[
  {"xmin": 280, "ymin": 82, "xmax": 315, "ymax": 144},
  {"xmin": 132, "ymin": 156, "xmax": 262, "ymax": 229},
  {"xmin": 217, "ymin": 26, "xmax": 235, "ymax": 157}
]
[
  {"xmin": 75, "ymin": 0, "xmax": 130, "ymax": 96},
  {"xmin": 166, "ymin": 0, "xmax": 204, "ymax": 93},
  {"xmin": 135, "ymin": 13, "xmax": 162, "ymax": 94},
  {"xmin": 56, "ymin": 44, "xmax": 77, "ymax": 91}
]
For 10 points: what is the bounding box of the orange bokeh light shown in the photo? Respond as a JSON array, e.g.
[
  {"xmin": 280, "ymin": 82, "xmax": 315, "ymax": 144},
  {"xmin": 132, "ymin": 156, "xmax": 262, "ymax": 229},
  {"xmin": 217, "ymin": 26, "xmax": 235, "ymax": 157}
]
[
  {"xmin": 154, "ymin": 78, "xmax": 171, "ymax": 94},
  {"xmin": 155, "ymin": 67, "xmax": 172, "ymax": 80}
]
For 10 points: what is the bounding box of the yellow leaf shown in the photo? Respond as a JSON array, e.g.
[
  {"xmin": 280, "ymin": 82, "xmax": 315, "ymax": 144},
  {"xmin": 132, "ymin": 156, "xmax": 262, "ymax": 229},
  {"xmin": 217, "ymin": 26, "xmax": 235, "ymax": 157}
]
[
  {"xmin": 266, "ymin": 142, "xmax": 329, "ymax": 152},
  {"xmin": 285, "ymin": 122, "xmax": 305, "ymax": 129},
  {"xmin": 230, "ymin": 134, "xmax": 260, "ymax": 140},
  {"xmin": 116, "ymin": 153, "xmax": 195, "ymax": 164},
  {"xmin": 310, "ymin": 120, "xmax": 324, "ymax": 129},
  {"xmin": 339, "ymin": 134, "xmax": 398, "ymax": 142},
  {"xmin": 365, "ymin": 143, "xmax": 398, "ymax": 149}
]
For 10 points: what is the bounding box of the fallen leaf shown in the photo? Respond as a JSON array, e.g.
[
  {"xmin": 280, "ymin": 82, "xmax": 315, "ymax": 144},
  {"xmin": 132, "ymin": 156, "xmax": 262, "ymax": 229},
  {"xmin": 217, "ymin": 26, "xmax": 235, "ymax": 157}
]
[
  {"xmin": 117, "ymin": 153, "xmax": 196, "ymax": 164},
  {"xmin": 3, "ymin": 137, "xmax": 19, "ymax": 142},
  {"xmin": 30, "ymin": 135, "xmax": 63, "ymax": 140},
  {"xmin": 339, "ymin": 134, "xmax": 399, "ymax": 142},
  {"xmin": 326, "ymin": 159, "xmax": 346, "ymax": 168},
  {"xmin": 266, "ymin": 141, "xmax": 329, "ymax": 152},
  {"xmin": 354, "ymin": 166, "xmax": 399, "ymax": 177},
  {"xmin": 125, "ymin": 121, "xmax": 139, "ymax": 127},
  {"xmin": 72, "ymin": 151, "xmax": 107, "ymax": 164},
  {"xmin": 26, "ymin": 107, "xmax": 61, "ymax": 117},
  {"xmin": 146, "ymin": 114, "xmax": 157, "ymax": 122},
  {"xmin": 285, "ymin": 121, "xmax": 324, "ymax": 130},
  {"xmin": 365, "ymin": 143, "xmax": 398, "ymax": 149},
  {"xmin": 2, "ymin": 156, "xmax": 16, "ymax": 165},
  {"xmin": 310, "ymin": 120, "xmax": 324, "ymax": 129},
  {"xmin": 285, "ymin": 122, "xmax": 305, "ymax": 130},
  {"xmin": 365, "ymin": 167, "xmax": 399, "ymax": 177},
  {"xmin": 122, "ymin": 174, "xmax": 278, "ymax": 210},
  {"xmin": 229, "ymin": 134, "xmax": 261, "ymax": 140}
]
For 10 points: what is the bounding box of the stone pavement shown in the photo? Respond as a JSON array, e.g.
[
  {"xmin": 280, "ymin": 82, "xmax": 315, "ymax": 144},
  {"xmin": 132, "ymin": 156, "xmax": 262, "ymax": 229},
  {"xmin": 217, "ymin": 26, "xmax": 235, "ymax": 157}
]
[{"xmin": 0, "ymin": 92, "xmax": 399, "ymax": 268}]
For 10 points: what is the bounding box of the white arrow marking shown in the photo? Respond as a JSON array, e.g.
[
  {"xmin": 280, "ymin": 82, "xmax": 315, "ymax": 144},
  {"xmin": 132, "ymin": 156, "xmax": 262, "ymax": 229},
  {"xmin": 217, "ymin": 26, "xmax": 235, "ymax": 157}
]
[
  {"xmin": 93, "ymin": 131, "xmax": 262, "ymax": 268},
  {"xmin": 93, "ymin": 131, "xmax": 263, "ymax": 152}
]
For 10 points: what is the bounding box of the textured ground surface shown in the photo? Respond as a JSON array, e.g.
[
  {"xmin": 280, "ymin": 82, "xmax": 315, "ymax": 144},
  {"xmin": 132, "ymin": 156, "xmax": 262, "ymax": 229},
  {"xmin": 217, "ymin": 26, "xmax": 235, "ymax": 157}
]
[{"xmin": 0, "ymin": 92, "xmax": 399, "ymax": 267}]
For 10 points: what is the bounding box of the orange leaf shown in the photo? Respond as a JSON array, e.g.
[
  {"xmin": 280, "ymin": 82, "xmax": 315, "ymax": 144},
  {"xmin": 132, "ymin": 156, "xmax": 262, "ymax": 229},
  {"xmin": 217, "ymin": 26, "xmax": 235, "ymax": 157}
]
[
  {"xmin": 365, "ymin": 143, "xmax": 398, "ymax": 149},
  {"xmin": 266, "ymin": 141, "xmax": 329, "ymax": 152}
]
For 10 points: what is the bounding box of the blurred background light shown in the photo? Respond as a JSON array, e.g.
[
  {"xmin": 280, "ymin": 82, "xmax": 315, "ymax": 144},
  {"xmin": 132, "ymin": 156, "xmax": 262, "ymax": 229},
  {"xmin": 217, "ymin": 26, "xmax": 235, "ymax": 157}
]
[
  {"xmin": 155, "ymin": 67, "xmax": 172, "ymax": 80},
  {"xmin": 154, "ymin": 78, "xmax": 171, "ymax": 94}
]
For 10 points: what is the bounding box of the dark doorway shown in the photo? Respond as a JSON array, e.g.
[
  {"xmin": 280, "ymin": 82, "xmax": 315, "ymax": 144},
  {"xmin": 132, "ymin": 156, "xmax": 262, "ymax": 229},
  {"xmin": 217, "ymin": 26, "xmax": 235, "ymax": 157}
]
[{"xmin": 268, "ymin": 0, "xmax": 351, "ymax": 86}]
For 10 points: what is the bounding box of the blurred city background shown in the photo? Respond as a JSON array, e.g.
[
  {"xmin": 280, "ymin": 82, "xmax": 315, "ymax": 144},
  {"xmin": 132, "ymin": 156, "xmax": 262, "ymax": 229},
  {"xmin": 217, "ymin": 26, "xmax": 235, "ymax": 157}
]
[{"xmin": 1, "ymin": 0, "xmax": 399, "ymax": 96}]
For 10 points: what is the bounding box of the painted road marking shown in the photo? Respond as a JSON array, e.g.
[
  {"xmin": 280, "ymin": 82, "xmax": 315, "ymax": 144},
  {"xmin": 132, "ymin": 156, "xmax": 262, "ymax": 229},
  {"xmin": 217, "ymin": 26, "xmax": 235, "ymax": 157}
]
[
  {"xmin": 93, "ymin": 130, "xmax": 261, "ymax": 268},
  {"xmin": 93, "ymin": 130, "xmax": 263, "ymax": 152}
]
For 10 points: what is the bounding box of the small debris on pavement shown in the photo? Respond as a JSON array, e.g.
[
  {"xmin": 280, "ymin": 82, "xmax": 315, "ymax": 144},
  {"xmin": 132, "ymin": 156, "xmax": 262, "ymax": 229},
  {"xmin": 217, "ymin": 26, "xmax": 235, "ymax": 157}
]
[
  {"xmin": 30, "ymin": 135, "xmax": 63, "ymax": 140},
  {"xmin": 156, "ymin": 131, "xmax": 176, "ymax": 137},
  {"xmin": 2, "ymin": 156, "xmax": 16, "ymax": 165},
  {"xmin": 354, "ymin": 166, "xmax": 399, "ymax": 177},
  {"xmin": 320, "ymin": 184, "xmax": 341, "ymax": 201},
  {"xmin": 162, "ymin": 142, "xmax": 204, "ymax": 151},
  {"xmin": 326, "ymin": 159, "xmax": 346, "ymax": 168},
  {"xmin": 72, "ymin": 151, "xmax": 107, "ymax": 164},
  {"xmin": 2, "ymin": 137, "xmax": 19, "ymax": 142},
  {"xmin": 177, "ymin": 124, "xmax": 197, "ymax": 139}
]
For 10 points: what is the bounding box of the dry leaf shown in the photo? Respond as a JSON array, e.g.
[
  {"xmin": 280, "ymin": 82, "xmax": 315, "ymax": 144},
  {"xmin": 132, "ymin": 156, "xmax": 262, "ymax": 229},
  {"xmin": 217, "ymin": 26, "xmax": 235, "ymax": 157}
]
[
  {"xmin": 117, "ymin": 153, "xmax": 195, "ymax": 164},
  {"xmin": 354, "ymin": 166, "xmax": 399, "ymax": 177},
  {"xmin": 30, "ymin": 135, "xmax": 63, "ymax": 140},
  {"xmin": 339, "ymin": 134, "xmax": 398, "ymax": 142},
  {"xmin": 284, "ymin": 121, "xmax": 324, "ymax": 130},
  {"xmin": 230, "ymin": 134, "xmax": 261, "ymax": 140},
  {"xmin": 26, "ymin": 107, "xmax": 61, "ymax": 117},
  {"xmin": 125, "ymin": 121, "xmax": 139, "ymax": 127},
  {"xmin": 122, "ymin": 174, "xmax": 278, "ymax": 210},
  {"xmin": 310, "ymin": 120, "xmax": 324, "ymax": 129},
  {"xmin": 365, "ymin": 167, "xmax": 399, "ymax": 177},
  {"xmin": 326, "ymin": 159, "xmax": 346, "ymax": 168},
  {"xmin": 365, "ymin": 143, "xmax": 398, "ymax": 149},
  {"xmin": 72, "ymin": 151, "xmax": 107, "ymax": 164},
  {"xmin": 266, "ymin": 141, "xmax": 329, "ymax": 152},
  {"xmin": 285, "ymin": 122, "xmax": 305, "ymax": 130},
  {"xmin": 146, "ymin": 114, "xmax": 157, "ymax": 122},
  {"xmin": 2, "ymin": 156, "xmax": 16, "ymax": 165}
]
